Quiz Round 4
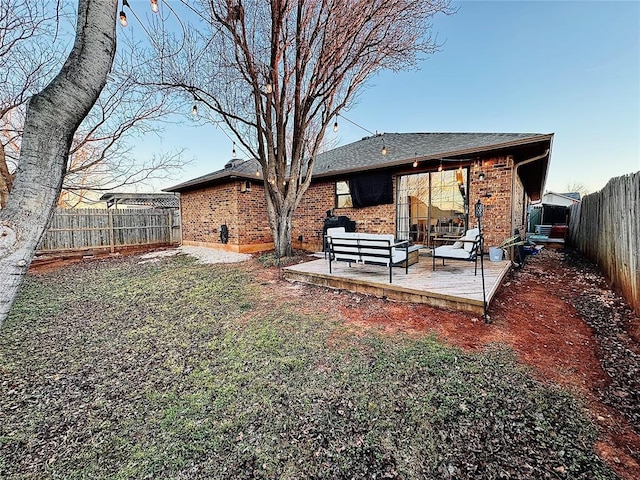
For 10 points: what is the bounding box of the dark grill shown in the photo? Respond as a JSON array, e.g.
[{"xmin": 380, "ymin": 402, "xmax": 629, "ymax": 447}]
[{"xmin": 322, "ymin": 213, "xmax": 356, "ymax": 251}]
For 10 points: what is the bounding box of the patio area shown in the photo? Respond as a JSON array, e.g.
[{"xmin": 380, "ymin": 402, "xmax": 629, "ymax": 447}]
[{"xmin": 283, "ymin": 251, "xmax": 512, "ymax": 315}]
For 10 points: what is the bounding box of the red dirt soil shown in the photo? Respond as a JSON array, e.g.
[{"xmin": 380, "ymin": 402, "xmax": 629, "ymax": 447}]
[{"xmin": 321, "ymin": 250, "xmax": 640, "ymax": 480}]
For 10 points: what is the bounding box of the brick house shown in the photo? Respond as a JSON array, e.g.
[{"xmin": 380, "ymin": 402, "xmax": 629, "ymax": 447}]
[{"xmin": 165, "ymin": 132, "xmax": 553, "ymax": 254}]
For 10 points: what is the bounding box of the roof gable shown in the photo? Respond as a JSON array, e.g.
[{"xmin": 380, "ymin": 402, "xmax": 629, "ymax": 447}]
[{"xmin": 166, "ymin": 158, "xmax": 261, "ymax": 192}]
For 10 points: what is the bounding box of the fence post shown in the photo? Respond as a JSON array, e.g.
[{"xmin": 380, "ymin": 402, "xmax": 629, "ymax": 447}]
[
  {"xmin": 168, "ymin": 209, "xmax": 174, "ymax": 244},
  {"xmin": 108, "ymin": 209, "xmax": 115, "ymax": 253}
]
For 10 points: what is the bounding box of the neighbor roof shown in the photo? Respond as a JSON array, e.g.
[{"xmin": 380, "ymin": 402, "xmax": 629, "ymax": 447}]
[
  {"xmin": 165, "ymin": 132, "xmax": 553, "ymax": 199},
  {"xmin": 100, "ymin": 192, "xmax": 180, "ymax": 209},
  {"xmin": 543, "ymin": 191, "xmax": 582, "ymax": 202}
]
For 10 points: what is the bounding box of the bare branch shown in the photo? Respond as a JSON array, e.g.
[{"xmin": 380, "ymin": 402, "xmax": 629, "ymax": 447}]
[
  {"xmin": 0, "ymin": 1, "xmax": 70, "ymax": 116},
  {"xmin": 0, "ymin": 4, "xmax": 187, "ymax": 207},
  {"xmin": 134, "ymin": 0, "xmax": 454, "ymax": 256}
]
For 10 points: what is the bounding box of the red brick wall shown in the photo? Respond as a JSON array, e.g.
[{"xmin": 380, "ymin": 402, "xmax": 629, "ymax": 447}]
[
  {"xmin": 179, "ymin": 181, "xmax": 272, "ymax": 253},
  {"xmin": 292, "ymin": 181, "xmax": 334, "ymax": 250},
  {"xmin": 237, "ymin": 182, "xmax": 273, "ymax": 250},
  {"xmin": 468, "ymin": 156, "xmax": 515, "ymax": 249},
  {"xmin": 180, "ymin": 183, "xmax": 238, "ymax": 247},
  {"xmin": 292, "ymin": 179, "xmax": 397, "ymax": 251},
  {"xmin": 180, "ymin": 160, "xmax": 523, "ymax": 253}
]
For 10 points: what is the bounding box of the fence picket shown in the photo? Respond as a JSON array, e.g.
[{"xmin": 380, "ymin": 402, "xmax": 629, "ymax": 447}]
[
  {"xmin": 569, "ymin": 173, "xmax": 639, "ymax": 314},
  {"xmin": 37, "ymin": 208, "xmax": 179, "ymax": 254}
]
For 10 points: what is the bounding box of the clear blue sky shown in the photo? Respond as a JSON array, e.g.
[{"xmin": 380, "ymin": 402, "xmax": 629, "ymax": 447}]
[{"xmin": 140, "ymin": 0, "xmax": 640, "ymax": 195}]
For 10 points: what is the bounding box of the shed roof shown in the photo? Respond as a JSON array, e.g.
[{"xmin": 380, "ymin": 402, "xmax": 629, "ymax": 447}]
[{"xmin": 165, "ymin": 132, "xmax": 553, "ymax": 200}]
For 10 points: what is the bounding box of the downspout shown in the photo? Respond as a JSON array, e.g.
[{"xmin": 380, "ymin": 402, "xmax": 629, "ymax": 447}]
[{"xmin": 511, "ymin": 148, "xmax": 551, "ymax": 237}]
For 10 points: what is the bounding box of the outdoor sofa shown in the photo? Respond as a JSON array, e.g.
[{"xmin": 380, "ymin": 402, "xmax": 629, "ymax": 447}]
[{"xmin": 325, "ymin": 227, "xmax": 409, "ymax": 283}]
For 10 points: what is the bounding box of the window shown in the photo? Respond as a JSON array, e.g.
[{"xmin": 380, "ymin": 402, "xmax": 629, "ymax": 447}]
[{"xmin": 335, "ymin": 181, "xmax": 353, "ymax": 208}]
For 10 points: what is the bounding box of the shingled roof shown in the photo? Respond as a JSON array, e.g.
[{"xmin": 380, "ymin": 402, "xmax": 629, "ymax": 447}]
[
  {"xmin": 165, "ymin": 132, "xmax": 553, "ymax": 196},
  {"xmin": 165, "ymin": 157, "xmax": 262, "ymax": 193},
  {"xmin": 312, "ymin": 132, "xmax": 551, "ymax": 177}
]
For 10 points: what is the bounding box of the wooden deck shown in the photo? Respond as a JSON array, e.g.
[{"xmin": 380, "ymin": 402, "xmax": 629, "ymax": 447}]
[{"xmin": 283, "ymin": 252, "xmax": 511, "ymax": 315}]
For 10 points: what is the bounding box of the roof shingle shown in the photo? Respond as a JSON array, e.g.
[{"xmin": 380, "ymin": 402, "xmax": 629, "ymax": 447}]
[{"xmin": 165, "ymin": 132, "xmax": 552, "ymax": 192}]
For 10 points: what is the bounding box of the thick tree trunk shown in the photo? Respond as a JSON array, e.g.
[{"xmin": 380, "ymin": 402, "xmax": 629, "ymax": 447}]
[
  {"xmin": 265, "ymin": 187, "xmax": 295, "ymax": 258},
  {"xmin": 0, "ymin": 0, "xmax": 117, "ymax": 325},
  {"xmin": 273, "ymin": 211, "xmax": 293, "ymax": 258}
]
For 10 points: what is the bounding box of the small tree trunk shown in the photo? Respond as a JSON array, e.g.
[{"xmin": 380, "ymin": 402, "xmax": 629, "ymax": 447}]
[
  {"xmin": 0, "ymin": 0, "xmax": 117, "ymax": 325},
  {"xmin": 0, "ymin": 143, "xmax": 13, "ymax": 209},
  {"xmin": 266, "ymin": 202, "xmax": 292, "ymax": 258}
]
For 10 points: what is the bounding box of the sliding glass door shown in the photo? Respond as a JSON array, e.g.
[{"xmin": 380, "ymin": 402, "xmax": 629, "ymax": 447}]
[{"xmin": 396, "ymin": 169, "xmax": 469, "ymax": 246}]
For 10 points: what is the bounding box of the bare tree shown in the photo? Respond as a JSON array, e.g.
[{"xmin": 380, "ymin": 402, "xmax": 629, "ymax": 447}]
[
  {"xmin": 2, "ymin": 97, "xmax": 187, "ymax": 206},
  {"xmin": 0, "ymin": 0, "xmax": 117, "ymax": 324},
  {"xmin": 0, "ymin": 0, "xmax": 70, "ymax": 208},
  {"xmin": 564, "ymin": 182, "xmax": 589, "ymax": 198},
  {"xmin": 137, "ymin": 0, "xmax": 453, "ymax": 257},
  {"xmin": 57, "ymin": 65, "xmax": 188, "ymax": 207},
  {"xmin": 0, "ymin": 122, "xmax": 16, "ymax": 207},
  {"xmin": 1, "ymin": 3, "xmax": 189, "ymax": 210},
  {"xmin": 0, "ymin": 1, "xmax": 65, "ymax": 115}
]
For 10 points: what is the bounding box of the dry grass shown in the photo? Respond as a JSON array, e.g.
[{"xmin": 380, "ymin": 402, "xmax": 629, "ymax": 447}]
[{"xmin": 0, "ymin": 253, "xmax": 616, "ymax": 479}]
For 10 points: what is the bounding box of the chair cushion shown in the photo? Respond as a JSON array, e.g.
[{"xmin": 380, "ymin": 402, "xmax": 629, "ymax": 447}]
[
  {"xmin": 434, "ymin": 245, "xmax": 471, "ymax": 259},
  {"xmin": 463, "ymin": 228, "xmax": 480, "ymax": 252},
  {"xmin": 390, "ymin": 250, "xmax": 407, "ymax": 263},
  {"xmin": 452, "ymin": 235, "xmax": 465, "ymax": 249}
]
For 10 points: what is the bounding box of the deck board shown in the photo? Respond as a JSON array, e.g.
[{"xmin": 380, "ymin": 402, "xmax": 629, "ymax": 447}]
[{"xmin": 283, "ymin": 253, "xmax": 511, "ymax": 315}]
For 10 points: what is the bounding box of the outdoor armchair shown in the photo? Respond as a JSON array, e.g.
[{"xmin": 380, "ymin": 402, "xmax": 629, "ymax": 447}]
[{"xmin": 431, "ymin": 227, "xmax": 482, "ymax": 275}]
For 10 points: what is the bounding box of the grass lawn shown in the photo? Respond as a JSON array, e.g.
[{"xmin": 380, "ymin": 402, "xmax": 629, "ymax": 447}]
[{"xmin": 0, "ymin": 254, "xmax": 616, "ymax": 479}]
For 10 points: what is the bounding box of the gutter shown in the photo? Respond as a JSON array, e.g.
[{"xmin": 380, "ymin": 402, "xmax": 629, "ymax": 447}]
[{"xmin": 511, "ymin": 148, "xmax": 551, "ymax": 233}]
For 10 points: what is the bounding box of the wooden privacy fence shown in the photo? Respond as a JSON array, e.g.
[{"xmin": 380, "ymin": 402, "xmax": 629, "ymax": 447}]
[
  {"xmin": 38, "ymin": 208, "xmax": 180, "ymax": 254},
  {"xmin": 569, "ymin": 172, "xmax": 639, "ymax": 314}
]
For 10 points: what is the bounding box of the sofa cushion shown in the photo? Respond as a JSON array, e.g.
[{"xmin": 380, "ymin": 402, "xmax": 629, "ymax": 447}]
[
  {"xmin": 329, "ymin": 232, "xmax": 407, "ymax": 265},
  {"xmin": 358, "ymin": 233, "xmax": 393, "ymax": 257},
  {"xmin": 330, "ymin": 236, "xmax": 358, "ymax": 258},
  {"xmin": 326, "ymin": 227, "xmax": 346, "ymax": 238}
]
